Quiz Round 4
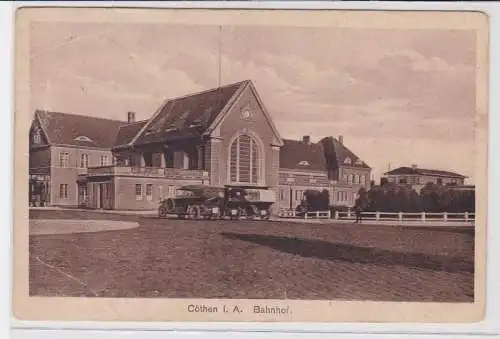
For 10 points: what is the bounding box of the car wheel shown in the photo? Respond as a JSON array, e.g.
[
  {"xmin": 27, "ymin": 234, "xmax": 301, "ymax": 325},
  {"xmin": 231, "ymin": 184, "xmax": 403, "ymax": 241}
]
[
  {"xmin": 187, "ymin": 205, "xmax": 201, "ymax": 220},
  {"xmin": 165, "ymin": 198, "xmax": 176, "ymax": 213},
  {"xmin": 158, "ymin": 206, "xmax": 167, "ymax": 218},
  {"xmin": 248, "ymin": 205, "xmax": 259, "ymax": 220}
]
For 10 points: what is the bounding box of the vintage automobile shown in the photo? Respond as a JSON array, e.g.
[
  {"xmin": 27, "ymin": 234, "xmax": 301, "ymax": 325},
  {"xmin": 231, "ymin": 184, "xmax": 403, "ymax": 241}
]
[
  {"xmin": 158, "ymin": 185, "xmax": 224, "ymax": 219},
  {"xmin": 223, "ymin": 185, "xmax": 276, "ymax": 220},
  {"xmin": 158, "ymin": 184, "xmax": 276, "ymax": 220}
]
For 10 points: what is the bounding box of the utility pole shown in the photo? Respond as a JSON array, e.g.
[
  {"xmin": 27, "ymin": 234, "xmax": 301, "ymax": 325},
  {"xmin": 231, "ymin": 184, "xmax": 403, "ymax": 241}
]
[{"xmin": 218, "ymin": 25, "xmax": 222, "ymax": 88}]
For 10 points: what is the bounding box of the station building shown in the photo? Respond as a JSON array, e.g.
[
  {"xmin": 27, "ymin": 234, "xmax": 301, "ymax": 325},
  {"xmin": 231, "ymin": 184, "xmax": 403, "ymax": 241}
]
[{"xmin": 29, "ymin": 80, "xmax": 371, "ymax": 213}]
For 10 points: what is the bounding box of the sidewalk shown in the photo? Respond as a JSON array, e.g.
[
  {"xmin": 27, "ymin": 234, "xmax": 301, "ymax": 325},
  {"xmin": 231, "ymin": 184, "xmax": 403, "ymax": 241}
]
[{"xmin": 29, "ymin": 206, "xmax": 157, "ymax": 216}]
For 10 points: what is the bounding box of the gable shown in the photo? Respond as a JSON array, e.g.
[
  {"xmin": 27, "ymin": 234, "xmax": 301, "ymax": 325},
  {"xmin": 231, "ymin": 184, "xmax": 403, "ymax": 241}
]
[
  {"xmin": 29, "ymin": 115, "xmax": 49, "ymax": 148},
  {"xmin": 206, "ymin": 81, "xmax": 283, "ymax": 146},
  {"xmin": 329, "ymin": 137, "xmax": 370, "ymax": 169}
]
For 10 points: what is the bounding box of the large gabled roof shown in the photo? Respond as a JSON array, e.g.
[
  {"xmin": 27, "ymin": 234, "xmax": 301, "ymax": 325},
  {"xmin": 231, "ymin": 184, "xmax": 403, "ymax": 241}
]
[
  {"xmin": 279, "ymin": 136, "xmax": 370, "ymax": 172},
  {"xmin": 131, "ymin": 80, "xmax": 247, "ymax": 146},
  {"xmin": 34, "ymin": 110, "xmax": 127, "ymax": 149},
  {"xmin": 279, "ymin": 139, "xmax": 327, "ymax": 171},
  {"xmin": 129, "ymin": 79, "xmax": 283, "ymax": 147}
]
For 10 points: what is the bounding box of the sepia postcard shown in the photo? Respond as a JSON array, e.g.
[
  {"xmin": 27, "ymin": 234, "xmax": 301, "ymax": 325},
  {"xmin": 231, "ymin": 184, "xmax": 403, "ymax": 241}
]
[{"xmin": 13, "ymin": 7, "xmax": 489, "ymax": 323}]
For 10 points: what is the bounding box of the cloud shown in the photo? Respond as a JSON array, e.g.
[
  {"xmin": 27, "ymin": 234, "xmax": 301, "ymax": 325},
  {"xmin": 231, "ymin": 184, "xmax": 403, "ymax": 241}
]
[{"xmin": 29, "ymin": 22, "xmax": 477, "ymax": 180}]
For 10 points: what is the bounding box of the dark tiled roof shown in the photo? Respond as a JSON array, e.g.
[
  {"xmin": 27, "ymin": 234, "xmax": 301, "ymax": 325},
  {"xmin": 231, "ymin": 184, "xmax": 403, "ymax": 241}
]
[
  {"xmin": 384, "ymin": 167, "xmax": 466, "ymax": 178},
  {"xmin": 114, "ymin": 120, "xmax": 148, "ymax": 147},
  {"xmin": 329, "ymin": 137, "xmax": 370, "ymax": 169},
  {"xmin": 279, "ymin": 136, "xmax": 371, "ymax": 172},
  {"xmin": 134, "ymin": 80, "xmax": 247, "ymax": 145},
  {"xmin": 279, "ymin": 139, "xmax": 327, "ymax": 171},
  {"xmin": 35, "ymin": 110, "xmax": 127, "ymax": 149}
]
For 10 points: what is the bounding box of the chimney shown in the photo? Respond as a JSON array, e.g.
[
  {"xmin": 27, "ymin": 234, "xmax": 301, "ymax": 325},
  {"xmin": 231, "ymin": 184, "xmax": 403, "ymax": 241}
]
[
  {"xmin": 127, "ymin": 111, "xmax": 136, "ymax": 123},
  {"xmin": 302, "ymin": 135, "xmax": 311, "ymax": 144},
  {"xmin": 338, "ymin": 135, "xmax": 344, "ymax": 145}
]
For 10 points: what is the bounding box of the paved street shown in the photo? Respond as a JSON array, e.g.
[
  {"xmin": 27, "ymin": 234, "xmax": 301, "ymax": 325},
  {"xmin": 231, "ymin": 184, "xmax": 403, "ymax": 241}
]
[{"xmin": 29, "ymin": 210, "xmax": 474, "ymax": 302}]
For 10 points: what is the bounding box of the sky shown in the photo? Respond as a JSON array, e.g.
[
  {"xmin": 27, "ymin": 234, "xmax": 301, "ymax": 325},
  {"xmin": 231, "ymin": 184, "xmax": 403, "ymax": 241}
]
[{"xmin": 29, "ymin": 22, "xmax": 477, "ymax": 183}]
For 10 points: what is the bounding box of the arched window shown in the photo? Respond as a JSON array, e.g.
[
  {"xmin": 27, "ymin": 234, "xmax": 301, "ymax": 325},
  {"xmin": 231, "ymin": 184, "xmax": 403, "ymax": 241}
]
[
  {"xmin": 344, "ymin": 157, "xmax": 352, "ymax": 165},
  {"xmin": 354, "ymin": 174, "xmax": 359, "ymax": 184},
  {"xmin": 348, "ymin": 174, "xmax": 354, "ymax": 184},
  {"xmin": 229, "ymin": 134, "xmax": 260, "ymax": 184}
]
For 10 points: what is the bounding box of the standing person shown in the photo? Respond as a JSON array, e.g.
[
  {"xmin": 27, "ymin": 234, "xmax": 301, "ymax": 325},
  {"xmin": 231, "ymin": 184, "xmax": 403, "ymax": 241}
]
[{"xmin": 354, "ymin": 196, "xmax": 364, "ymax": 224}]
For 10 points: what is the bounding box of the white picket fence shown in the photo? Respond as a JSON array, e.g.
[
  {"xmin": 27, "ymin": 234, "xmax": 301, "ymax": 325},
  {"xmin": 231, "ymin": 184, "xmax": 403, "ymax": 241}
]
[{"xmin": 278, "ymin": 209, "xmax": 475, "ymax": 223}]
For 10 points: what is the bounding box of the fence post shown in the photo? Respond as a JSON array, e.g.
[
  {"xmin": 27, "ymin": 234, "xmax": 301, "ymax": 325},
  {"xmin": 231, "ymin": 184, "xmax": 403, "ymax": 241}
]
[
  {"xmin": 464, "ymin": 212, "xmax": 469, "ymax": 222},
  {"xmin": 443, "ymin": 212, "xmax": 448, "ymax": 222},
  {"xmin": 376, "ymin": 212, "xmax": 380, "ymax": 221},
  {"xmin": 334, "ymin": 211, "xmax": 339, "ymax": 220},
  {"xmin": 421, "ymin": 212, "xmax": 426, "ymax": 222},
  {"xmin": 398, "ymin": 212, "xmax": 403, "ymax": 222},
  {"xmin": 347, "ymin": 209, "xmax": 352, "ymax": 219},
  {"xmin": 304, "ymin": 212, "xmax": 308, "ymax": 220},
  {"xmin": 316, "ymin": 211, "xmax": 320, "ymax": 218}
]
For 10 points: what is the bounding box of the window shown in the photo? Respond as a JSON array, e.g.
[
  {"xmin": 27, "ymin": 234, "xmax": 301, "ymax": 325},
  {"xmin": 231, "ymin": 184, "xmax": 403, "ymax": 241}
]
[
  {"xmin": 32, "ymin": 129, "xmax": 41, "ymax": 144},
  {"xmin": 360, "ymin": 175, "xmax": 366, "ymax": 185},
  {"xmin": 344, "ymin": 157, "xmax": 352, "ymax": 165},
  {"xmin": 348, "ymin": 174, "xmax": 354, "ymax": 184},
  {"xmin": 355, "ymin": 159, "xmax": 363, "ymax": 166},
  {"xmin": 295, "ymin": 190, "xmax": 304, "ymax": 201},
  {"xmin": 78, "ymin": 185, "xmax": 88, "ymax": 200},
  {"xmin": 279, "ymin": 189, "xmax": 285, "ymax": 201},
  {"xmin": 135, "ymin": 184, "xmax": 143, "ymax": 200},
  {"xmin": 100, "ymin": 155, "xmax": 109, "ymax": 166},
  {"xmin": 59, "ymin": 152, "xmax": 70, "ymax": 167},
  {"xmin": 167, "ymin": 185, "xmax": 176, "ymax": 198},
  {"xmin": 229, "ymin": 134, "xmax": 260, "ymax": 184},
  {"xmin": 146, "ymin": 184, "xmax": 153, "ymax": 201},
  {"xmin": 354, "ymin": 174, "xmax": 360, "ymax": 184},
  {"xmin": 336, "ymin": 191, "xmax": 350, "ymax": 202},
  {"xmin": 343, "ymin": 174, "xmax": 348, "ymax": 183},
  {"xmin": 59, "ymin": 184, "xmax": 68, "ymax": 199},
  {"xmin": 73, "ymin": 136, "xmax": 93, "ymax": 142},
  {"xmin": 80, "ymin": 154, "xmax": 89, "ymax": 168}
]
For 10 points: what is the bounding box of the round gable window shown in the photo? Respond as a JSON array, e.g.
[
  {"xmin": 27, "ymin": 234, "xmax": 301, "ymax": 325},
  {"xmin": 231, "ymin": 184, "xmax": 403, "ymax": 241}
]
[{"xmin": 241, "ymin": 109, "xmax": 251, "ymax": 120}]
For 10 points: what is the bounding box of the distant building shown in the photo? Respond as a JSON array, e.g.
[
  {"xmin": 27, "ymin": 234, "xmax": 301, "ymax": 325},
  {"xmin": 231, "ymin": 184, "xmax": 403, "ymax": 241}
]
[
  {"xmin": 278, "ymin": 135, "xmax": 371, "ymax": 209},
  {"xmin": 384, "ymin": 165, "xmax": 467, "ymax": 186},
  {"xmin": 28, "ymin": 79, "xmax": 371, "ymax": 212}
]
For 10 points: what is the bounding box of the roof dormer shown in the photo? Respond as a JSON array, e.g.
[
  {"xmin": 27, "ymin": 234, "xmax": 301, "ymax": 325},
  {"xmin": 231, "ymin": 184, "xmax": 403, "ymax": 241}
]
[
  {"xmin": 298, "ymin": 160, "xmax": 311, "ymax": 166},
  {"xmin": 73, "ymin": 135, "xmax": 93, "ymax": 143}
]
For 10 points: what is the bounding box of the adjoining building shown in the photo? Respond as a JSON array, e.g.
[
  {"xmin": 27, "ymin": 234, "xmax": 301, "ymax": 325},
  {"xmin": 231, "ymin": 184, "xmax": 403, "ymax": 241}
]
[
  {"xmin": 384, "ymin": 165, "xmax": 467, "ymax": 186},
  {"xmin": 29, "ymin": 80, "xmax": 371, "ymax": 212}
]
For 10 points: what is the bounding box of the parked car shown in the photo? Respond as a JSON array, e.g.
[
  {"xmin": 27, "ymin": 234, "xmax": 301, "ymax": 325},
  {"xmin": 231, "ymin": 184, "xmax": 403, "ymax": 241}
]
[
  {"xmin": 158, "ymin": 184, "xmax": 276, "ymax": 220},
  {"xmin": 223, "ymin": 185, "xmax": 276, "ymax": 220},
  {"xmin": 158, "ymin": 185, "xmax": 224, "ymax": 219}
]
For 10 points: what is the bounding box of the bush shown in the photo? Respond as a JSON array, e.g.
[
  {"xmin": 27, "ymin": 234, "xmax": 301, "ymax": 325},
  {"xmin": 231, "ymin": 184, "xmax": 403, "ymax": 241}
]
[{"xmin": 365, "ymin": 184, "xmax": 474, "ymax": 213}]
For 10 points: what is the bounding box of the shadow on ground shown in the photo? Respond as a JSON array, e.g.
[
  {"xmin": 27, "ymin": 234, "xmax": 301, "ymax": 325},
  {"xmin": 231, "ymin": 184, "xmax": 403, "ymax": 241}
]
[{"xmin": 221, "ymin": 232, "xmax": 474, "ymax": 274}]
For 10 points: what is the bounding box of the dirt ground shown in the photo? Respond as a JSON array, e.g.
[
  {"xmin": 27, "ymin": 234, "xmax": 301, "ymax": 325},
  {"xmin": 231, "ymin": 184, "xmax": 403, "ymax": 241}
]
[{"xmin": 28, "ymin": 210, "xmax": 474, "ymax": 302}]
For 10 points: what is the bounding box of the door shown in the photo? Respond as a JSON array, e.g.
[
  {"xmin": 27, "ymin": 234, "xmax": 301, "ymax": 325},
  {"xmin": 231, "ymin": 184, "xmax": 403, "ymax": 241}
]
[{"xmin": 101, "ymin": 183, "xmax": 112, "ymax": 210}]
